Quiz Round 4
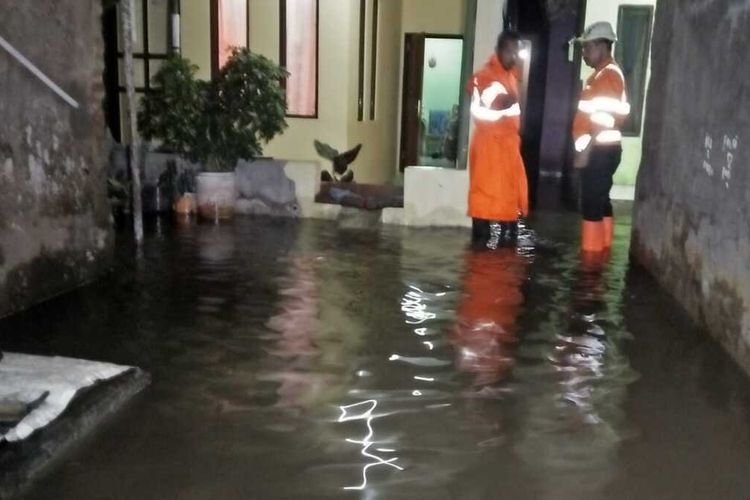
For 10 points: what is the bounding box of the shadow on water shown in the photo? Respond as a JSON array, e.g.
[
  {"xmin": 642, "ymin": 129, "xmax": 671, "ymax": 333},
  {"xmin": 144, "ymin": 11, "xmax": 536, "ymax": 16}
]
[{"xmin": 3, "ymin": 211, "xmax": 750, "ymax": 499}]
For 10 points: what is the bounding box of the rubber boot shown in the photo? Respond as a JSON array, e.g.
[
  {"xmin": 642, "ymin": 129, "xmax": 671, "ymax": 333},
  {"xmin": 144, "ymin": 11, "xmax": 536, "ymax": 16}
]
[
  {"xmin": 603, "ymin": 216, "xmax": 614, "ymax": 248},
  {"xmin": 487, "ymin": 222, "xmax": 502, "ymax": 250},
  {"xmin": 581, "ymin": 220, "xmax": 605, "ymax": 253},
  {"xmin": 502, "ymin": 221, "xmax": 518, "ymax": 241}
]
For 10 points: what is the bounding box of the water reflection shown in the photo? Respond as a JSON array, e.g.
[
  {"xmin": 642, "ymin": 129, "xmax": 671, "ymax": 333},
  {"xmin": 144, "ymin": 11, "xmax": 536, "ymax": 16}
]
[
  {"xmin": 514, "ymin": 249, "xmax": 639, "ymax": 499},
  {"xmin": 14, "ymin": 217, "xmax": 750, "ymax": 500},
  {"xmin": 453, "ymin": 247, "xmax": 530, "ymax": 387},
  {"xmin": 264, "ymin": 255, "xmax": 328, "ymax": 412},
  {"xmin": 337, "ymin": 400, "xmax": 404, "ymax": 491}
]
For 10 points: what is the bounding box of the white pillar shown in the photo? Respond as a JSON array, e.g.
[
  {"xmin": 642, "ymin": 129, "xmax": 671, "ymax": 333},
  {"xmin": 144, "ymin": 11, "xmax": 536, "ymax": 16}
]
[
  {"xmin": 473, "ymin": 0, "xmax": 506, "ymax": 71},
  {"xmin": 465, "ymin": 0, "xmax": 506, "ymax": 170}
]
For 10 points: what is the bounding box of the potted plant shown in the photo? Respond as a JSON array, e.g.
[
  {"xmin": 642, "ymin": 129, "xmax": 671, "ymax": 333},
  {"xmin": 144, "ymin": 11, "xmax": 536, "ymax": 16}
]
[{"xmin": 138, "ymin": 48, "xmax": 287, "ymax": 221}]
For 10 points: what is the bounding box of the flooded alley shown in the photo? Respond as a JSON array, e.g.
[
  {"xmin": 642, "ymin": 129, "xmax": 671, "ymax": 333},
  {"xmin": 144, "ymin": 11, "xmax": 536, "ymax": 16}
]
[{"xmin": 4, "ymin": 211, "xmax": 750, "ymax": 500}]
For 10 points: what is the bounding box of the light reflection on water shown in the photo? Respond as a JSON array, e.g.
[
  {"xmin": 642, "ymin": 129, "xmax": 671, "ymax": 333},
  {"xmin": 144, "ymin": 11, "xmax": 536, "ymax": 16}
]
[{"xmin": 9, "ymin": 215, "xmax": 750, "ymax": 500}]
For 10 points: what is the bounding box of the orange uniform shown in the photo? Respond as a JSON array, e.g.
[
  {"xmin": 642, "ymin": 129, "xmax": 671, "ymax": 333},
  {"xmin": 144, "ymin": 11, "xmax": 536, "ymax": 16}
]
[
  {"xmin": 467, "ymin": 56, "xmax": 528, "ymax": 222},
  {"xmin": 572, "ymin": 57, "xmax": 630, "ymax": 152}
]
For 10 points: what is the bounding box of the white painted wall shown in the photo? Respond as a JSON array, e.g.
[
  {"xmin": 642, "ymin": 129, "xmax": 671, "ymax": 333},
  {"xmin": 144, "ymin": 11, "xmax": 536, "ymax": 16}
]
[
  {"xmin": 473, "ymin": 0, "xmax": 504, "ymax": 72},
  {"xmin": 465, "ymin": 0, "xmax": 506, "ymax": 171},
  {"xmin": 401, "ymin": 0, "xmax": 467, "ymax": 35}
]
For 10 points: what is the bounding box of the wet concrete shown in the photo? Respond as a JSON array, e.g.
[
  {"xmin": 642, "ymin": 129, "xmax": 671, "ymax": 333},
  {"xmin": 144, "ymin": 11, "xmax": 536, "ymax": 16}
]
[{"xmin": 3, "ymin": 210, "xmax": 750, "ymax": 499}]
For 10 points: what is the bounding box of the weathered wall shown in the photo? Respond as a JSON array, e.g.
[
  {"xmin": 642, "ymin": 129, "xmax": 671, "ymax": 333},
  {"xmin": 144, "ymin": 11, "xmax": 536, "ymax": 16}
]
[
  {"xmin": 632, "ymin": 0, "xmax": 750, "ymax": 373},
  {"xmin": 0, "ymin": 1, "xmax": 113, "ymax": 317}
]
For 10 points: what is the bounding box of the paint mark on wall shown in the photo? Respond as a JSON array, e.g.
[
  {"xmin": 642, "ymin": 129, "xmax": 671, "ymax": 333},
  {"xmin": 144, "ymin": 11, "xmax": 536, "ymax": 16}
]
[
  {"xmin": 701, "ymin": 132, "xmax": 739, "ymax": 189},
  {"xmin": 721, "ymin": 134, "xmax": 739, "ymax": 189},
  {"xmin": 702, "ymin": 133, "xmax": 714, "ymax": 176}
]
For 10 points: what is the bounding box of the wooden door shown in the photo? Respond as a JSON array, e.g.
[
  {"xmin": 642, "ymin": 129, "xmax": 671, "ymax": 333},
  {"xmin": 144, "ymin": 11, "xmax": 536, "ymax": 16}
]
[{"xmin": 399, "ymin": 33, "xmax": 425, "ymax": 171}]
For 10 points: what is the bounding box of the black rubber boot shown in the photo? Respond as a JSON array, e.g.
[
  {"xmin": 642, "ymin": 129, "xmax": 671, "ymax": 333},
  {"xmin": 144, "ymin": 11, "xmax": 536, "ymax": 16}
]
[{"xmin": 472, "ymin": 218, "xmax": 490, "ymax": 244}]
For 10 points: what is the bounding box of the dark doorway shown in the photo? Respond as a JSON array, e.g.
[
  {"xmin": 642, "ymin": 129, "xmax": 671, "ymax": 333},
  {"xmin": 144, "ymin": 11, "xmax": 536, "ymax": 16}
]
[
  {"xmin": 505, "ymin": 0, "xmax": 587, "ymax": 209},
  {"xmin": 102, "ymin": 0, "xmax": 121, "ymax": 142}
]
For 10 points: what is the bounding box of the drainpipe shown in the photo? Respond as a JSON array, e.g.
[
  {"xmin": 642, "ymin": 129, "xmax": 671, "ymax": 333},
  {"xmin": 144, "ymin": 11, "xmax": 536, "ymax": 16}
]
[
  {"xmin": 0, "ymin": 35, "xmax": 79, "ymax": 109},
  {"xmin": 169, "ymin": 0, "xmax": 181, "ymax": 55},
  {"xmin": 120, "ymin": 0, "xmax": 144, "ymax": 245}
]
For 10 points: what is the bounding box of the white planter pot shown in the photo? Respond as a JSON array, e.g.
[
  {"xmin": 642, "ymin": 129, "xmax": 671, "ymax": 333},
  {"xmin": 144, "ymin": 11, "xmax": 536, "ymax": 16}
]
[{"xmin": 196, "ymin": 172, "xmax": 237, "ymax": 220}]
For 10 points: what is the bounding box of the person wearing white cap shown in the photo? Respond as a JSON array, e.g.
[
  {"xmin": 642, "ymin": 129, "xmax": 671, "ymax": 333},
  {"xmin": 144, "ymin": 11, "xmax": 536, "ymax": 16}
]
[{"xmin": 571, "ymin": 22, "xmax": 630, "ymax": 257}]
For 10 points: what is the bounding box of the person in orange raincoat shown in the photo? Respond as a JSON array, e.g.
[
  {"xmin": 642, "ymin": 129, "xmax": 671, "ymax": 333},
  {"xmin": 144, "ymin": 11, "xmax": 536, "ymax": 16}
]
[{"xmin": 468, "ymin": 31, "xmax": 529, "ymax": 250}]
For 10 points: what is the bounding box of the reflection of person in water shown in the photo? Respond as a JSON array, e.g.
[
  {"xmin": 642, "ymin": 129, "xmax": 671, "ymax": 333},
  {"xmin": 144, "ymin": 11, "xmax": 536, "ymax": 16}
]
[
  {"xmin": 452, "ymin": 247, "xmax": 529, "ymax": 387},
  {"xmin": 515, "ymin": 257, "xmax": 637, "ymax": 499}
]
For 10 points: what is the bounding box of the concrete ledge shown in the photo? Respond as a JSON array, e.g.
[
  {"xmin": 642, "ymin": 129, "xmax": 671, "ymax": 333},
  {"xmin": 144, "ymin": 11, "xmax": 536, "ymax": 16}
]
[
  {"xmin": 0, "ymin": 363, "xmax": 148, "ymax": 498},
  {"xmin": 610, "ymin": 185, "xmax": 635, "ymax": 201},
  {"xmin": 400, "ymin": 167, "xmax": 471, "ymax": 228},
  {"xmin": 282, "ymin": 160, "xmax": 321, "ymax": 217},
  {"xmin": 382, "ymin": 207, "xmax": 406, "ymax": 226}
]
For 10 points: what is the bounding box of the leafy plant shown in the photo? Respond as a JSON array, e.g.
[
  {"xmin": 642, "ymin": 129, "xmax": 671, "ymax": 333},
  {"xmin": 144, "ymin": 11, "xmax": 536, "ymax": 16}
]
[
  {"xmin": 137, "ymin": 57, "xmax": 205, "ymax": 162},
  {"xmin": 138, "ymin": 48, "xmax": 288, "ymax": 173}
]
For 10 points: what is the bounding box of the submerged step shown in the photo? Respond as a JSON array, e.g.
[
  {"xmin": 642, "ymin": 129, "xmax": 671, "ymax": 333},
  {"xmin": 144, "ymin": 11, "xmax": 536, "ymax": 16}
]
[{"xmin": 0, "ymin": 353, "xmax": 149, "ymax": 498}]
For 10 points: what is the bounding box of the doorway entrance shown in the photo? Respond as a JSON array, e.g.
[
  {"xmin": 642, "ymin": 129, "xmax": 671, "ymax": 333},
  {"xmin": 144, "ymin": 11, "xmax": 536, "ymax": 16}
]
[{"xmin": 400, "ymin": 34, "xmax": 464, "ymax": 171}]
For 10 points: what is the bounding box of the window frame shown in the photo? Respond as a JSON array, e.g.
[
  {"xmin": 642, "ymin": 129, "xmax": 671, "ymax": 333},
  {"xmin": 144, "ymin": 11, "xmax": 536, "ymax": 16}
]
[
  {"xmin": 211, "ymin": 0, "xmax": 250, "ymax": 80},
  {"xmin": 279, "ymin": 0, "xmax": 320, "ymax": 119},
  {"xmin": 615, "ymin": 4, "xmax": 654, "ymax": 137},
  {"xmin": 369, "ymin": 0, "xmax": 379, "ymax": 121}
]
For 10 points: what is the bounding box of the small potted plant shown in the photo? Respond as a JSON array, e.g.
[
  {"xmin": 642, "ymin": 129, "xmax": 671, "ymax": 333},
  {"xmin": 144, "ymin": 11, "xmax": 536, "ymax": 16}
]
[
  {"xmin": 138, "ymin": 48, "xmax": 287, "ymax": 221},
  {"xmin": 173, "ymin": 168, "xmax": 197, "ymax": 216}
]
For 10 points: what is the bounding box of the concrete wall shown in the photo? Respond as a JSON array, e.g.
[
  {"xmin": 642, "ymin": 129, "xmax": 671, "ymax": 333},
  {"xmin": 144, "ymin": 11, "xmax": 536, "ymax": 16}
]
[
  {"xmin": 632, "ymin": 0, "xmax": 750, "ymax": 373},
  {"xmin": 0, "ymin": 1, "xmax": 113, "ymax": 317},
  {"xmin": 181, "ymin": 0, "xmax": 212, "ymax": 81},
  {"xmin": 249, "ymin": 0, "xmax": 354, "ymax": 177},
  {"xmin": 460, "ymin": 0, "xmax": 505, "ymax": 174},
  {"xmin": 347, "ymin": 0, "xmax": 405, "ymax": 184},
  {"xmin": 182, "ymin": 0, "xmax": 405, "ymax": 185},
  {"xmin": 582, "ymin": 0, "xmax": 656, "ymax": 187},
  {"xmin": 401, "ymin": 0, "xmax": 467, "ymax": 35}
]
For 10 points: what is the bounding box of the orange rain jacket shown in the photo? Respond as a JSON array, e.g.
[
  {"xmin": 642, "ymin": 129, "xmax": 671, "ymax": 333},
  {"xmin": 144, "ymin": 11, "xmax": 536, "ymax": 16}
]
[
  {"xmin": 572, "ymin": 57, "xmax": 630, "ymax": 152},
  {"xmin": 467, "ymin": 55, "xmax": 528, "ymax": 222}
]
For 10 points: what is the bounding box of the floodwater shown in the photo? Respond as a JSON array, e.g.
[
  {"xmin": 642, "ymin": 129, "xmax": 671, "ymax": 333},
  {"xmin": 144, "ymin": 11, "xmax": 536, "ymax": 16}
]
[{"xmin": 5, "ymin": 210, "xmax": 750, "ymax": 500}]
